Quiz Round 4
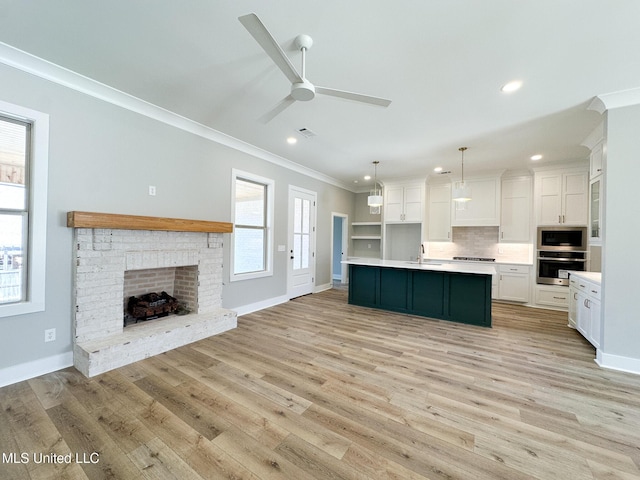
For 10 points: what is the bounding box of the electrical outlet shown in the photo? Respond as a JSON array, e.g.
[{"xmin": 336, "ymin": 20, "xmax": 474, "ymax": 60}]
[
  {"xmin": 148, "ymin": 185, "xmax": 156, "ymax": 196},
  {"xmin": 44, "ymin": 328, "xmax": 56, "ymax": 343}
]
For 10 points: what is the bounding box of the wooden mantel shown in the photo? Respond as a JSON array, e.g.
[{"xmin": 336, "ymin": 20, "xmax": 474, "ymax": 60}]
[{"xmin": 67, "ymin": 211, "xmax": 233, "ymax": 233}]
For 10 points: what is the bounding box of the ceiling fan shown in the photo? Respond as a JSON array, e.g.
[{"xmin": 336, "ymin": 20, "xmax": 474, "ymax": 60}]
[{"xmin": 239, "ymin": 13, "xmax": 392, "ymax": 123}]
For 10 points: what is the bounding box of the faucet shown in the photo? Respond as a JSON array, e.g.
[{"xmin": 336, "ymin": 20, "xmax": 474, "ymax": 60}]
[{"xmin": 418, "ymin": 243, "xmax": 424, "ymax": 264}]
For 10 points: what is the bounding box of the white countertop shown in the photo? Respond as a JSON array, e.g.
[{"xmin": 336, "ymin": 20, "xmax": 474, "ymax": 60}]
[
  {"xmin": 343, "ymin": 257, "xmax": 496, "ymax": 276},
  {"xmin": 569, "ymin": 271, "xmax": 602, "ymax": 285}
]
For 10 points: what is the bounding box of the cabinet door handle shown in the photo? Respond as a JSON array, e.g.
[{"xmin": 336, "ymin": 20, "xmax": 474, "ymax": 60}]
[
  {"xmin": 501, "ymin": 231, "xmax": 504, "ymax": 239},
  {"xmin": 562, "ymin": 215, "xmax": 565, "ymax": 223},
  {"xmin": 558, "ymin": 215, "xmax": 562, "ymax": 223},
  {"xmin": 573, "ymin": 293, "xmax": 578, "ymax": 300}
]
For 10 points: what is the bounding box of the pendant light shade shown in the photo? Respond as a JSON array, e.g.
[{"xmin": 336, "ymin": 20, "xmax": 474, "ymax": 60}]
[
  {"xmin": 368, "ymin": 194, "xmax": 383, "ymax": 207},
  {"xmin": 452, "ymin": 147, "xmax": 472, "ymax": 206},
  {"xmin": 367, "ymin": 161, "xmax": 383, "ymax": 208}
]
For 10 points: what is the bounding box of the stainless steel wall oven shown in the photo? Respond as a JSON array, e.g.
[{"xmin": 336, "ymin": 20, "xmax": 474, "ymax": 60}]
[
  {"xmin": 537, "ymin": 250, "xmax": 587, "ymax": 285},
  {"xmin": 536, "ymin": 226, "xmax": 587, "ymax": 286}
]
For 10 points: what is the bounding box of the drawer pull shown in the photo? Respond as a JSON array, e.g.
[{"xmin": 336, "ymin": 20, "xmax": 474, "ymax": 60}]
[
  {"xmin": 553, "ymin": 296, "xmax": 566, "ymax": 300},
  {"xmin": 591, "ymin": 290, "xmax": 598, "ymax": 294}
]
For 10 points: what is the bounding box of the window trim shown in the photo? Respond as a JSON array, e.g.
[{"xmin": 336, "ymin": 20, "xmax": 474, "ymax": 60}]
[
  {"xmin": 230, "ymin": 169, "xmax": 274, "ymax": 282},
  {"xmin": 0, "ymin": 100, "xmax": 49, "ymax": 318}
]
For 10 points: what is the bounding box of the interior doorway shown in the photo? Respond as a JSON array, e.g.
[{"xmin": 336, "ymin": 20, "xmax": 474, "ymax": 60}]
[{"xmin": 331, "ymin": 213, "xmax": 348, "ymax": 286}]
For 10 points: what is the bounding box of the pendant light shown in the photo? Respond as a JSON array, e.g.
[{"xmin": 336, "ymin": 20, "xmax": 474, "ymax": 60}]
[
  {"xmin": 452, "ymin": 147, "xmax": 471, "ymax": 208},
  {"xmin": 367, "ymin": 161, "xmax": 383, "ymax": 209}
]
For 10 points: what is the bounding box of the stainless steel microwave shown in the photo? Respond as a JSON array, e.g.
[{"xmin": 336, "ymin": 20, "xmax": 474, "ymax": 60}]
[{"xmin": 537, "ymin": 226, "xmax": 587, "ymax": 251}]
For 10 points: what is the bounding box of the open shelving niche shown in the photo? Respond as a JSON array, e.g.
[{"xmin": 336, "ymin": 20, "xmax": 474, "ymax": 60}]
[{"xmin": 351, "ymin": 221, "xmax": 382, "ymax": 258}]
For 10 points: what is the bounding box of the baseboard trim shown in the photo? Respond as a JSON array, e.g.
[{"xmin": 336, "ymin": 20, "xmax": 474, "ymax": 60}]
[
  {"xmin": 314, "ymin": 283, "xmax": 333, "ymax": 293},
  {"xmin": 232, "ymin": 294, "xmax": 290, "ymax": 317},
  {"xmin": 596, "ymin": 350, "xmax": 640, "ymax": 376},
  {"xmin": 0, "ymin": 351, "xmax": 74, "ymax": 388}
]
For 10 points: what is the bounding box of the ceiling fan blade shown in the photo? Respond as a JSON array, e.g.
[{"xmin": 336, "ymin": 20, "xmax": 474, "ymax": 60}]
[
  {"xmin": 315, "ymin": 86, "xmax": 392, "ymax": 107},
  {"xmin": 239, "ymin": 13, "xmax": 302, "ymax": 85},
  {"xmin": 258, "ymin": 95, "xmax": 296, "ymax": 123}
]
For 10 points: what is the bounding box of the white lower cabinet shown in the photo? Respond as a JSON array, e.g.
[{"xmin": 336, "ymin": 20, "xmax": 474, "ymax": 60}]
[
  {"xmin": 447, "ymin": 262, "xmax": 532, "ymax": 301},
  {"xmin": 569, "ymin": 273, "xmax": 602, "ymax": 348},
  {"xmin": 535, "ymin": 285, "xmax": 570, "ymax": 309},
  {"xmin": 497, "ymin": 264, "xmax": 530, "ymax": 303}
]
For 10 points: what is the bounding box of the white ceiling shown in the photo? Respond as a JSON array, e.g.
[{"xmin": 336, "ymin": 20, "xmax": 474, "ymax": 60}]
[{"xmin": 1, "ymin": 1, "xmax": 638, "ymax": 190}]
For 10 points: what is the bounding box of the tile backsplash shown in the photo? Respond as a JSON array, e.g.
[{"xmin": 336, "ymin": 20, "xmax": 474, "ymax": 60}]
[{"xmin": 425, "ymin": 226, "xmax": 533, "ymax": 264}]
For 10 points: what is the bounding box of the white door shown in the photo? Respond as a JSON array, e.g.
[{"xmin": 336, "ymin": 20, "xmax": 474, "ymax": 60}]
[
  {"xmin": 331, "ymin": 213, "xmax": 348, "ymax": 284},
  {"xmin": 288, "ymin": 186, "xmax": 317, "ymax": 299}
]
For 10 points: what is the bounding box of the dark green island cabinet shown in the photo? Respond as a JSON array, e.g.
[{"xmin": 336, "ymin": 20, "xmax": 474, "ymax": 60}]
[{"xmin": 347, "ymin": 263, "xmax": 492, "ymax": 327}]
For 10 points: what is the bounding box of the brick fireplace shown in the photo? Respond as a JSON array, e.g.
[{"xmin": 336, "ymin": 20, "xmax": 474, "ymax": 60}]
[{"xmin": 68, "ymin": 211, "xmax": 236, "ymax": 377}]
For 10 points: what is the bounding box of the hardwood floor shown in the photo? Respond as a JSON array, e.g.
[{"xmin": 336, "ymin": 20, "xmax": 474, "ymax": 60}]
[{"xmin": 3, "ymin": 288, "xmax": 640, "ymax": 479}]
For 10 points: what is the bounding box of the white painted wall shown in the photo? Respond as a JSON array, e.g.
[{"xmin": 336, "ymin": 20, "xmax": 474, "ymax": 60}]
[{"xmin": 600, "ymin": 105, "xmax": 640, "ymax": 371}]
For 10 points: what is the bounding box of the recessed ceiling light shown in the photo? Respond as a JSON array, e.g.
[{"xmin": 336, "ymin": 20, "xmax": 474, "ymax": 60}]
[
  {"xmin": 353, "ymin": 180, "xmax": 359, "ymax": 184},
  {"xmin": 501, "ymin": 80, "xmax": 523, "ymax": 93},
  {"xmin": 364, "ymin": 175, "xmax": 371, "ymax": 180},
  {"xmin": 433, "ymin": 166, "xmax": 443, "ymax": 173},
  {"xmin": 286, "ymin": 137, "xmax": 297, "ymax": 144},
  {"xmin": 530, "ymin": 154, "xmax": 543, "ymax": 161}
]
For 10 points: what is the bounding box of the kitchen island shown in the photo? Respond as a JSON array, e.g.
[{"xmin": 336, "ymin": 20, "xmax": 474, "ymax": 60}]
[{"xmin": 344, "ymin": 258, "xmax": 496, "ymax": 327}]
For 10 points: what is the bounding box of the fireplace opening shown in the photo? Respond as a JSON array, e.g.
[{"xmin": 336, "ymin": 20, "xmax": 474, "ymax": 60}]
[{"xmin": 123, "ymin": 265, "xmax": 198, "ymax": 327}]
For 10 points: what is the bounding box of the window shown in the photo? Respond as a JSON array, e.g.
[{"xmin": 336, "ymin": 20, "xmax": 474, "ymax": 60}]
[
  {"xmin": 230, "ymin": 170, "xmax": 273, "ymax": 281},
  {"xmin": 0, "ymin": 101, "xmax": 48, "ymax": 317}
]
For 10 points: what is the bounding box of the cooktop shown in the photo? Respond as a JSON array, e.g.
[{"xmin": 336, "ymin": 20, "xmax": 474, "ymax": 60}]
[{"xmin": 452, "ymin": 256, "xmax": 496, "ymax": 262}]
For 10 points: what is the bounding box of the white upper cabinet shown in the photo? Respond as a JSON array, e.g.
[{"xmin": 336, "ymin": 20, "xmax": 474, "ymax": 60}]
[
  {"xmin": 451, "ymin": 176, "xmax": 501, "ymax": 226},
  {"xmin": 535, "ymin": 167, "xmax": 588, "ymax": 226},
  {"xmin": 500, "ymin": 176, "xmax": 532, "ymax": 243},
  {"xmin": 590, "ymin": 141, "xmax": 604, "ymax": 179},
  {"xmin": 427, "ymin": 183, "xmax": 451, "ymax": 241},
  {"xmin": 384, "ymin": 184, "xmax": 424, "ymax": 223}
]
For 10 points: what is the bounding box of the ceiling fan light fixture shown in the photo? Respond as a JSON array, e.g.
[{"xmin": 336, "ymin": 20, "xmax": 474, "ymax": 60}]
[
  {"xmin": 291, "ymin": 80, "xmax": 316, "ymax": 101},
  {"xmin": 239, "ymin": 13, "xmax": 391, "ymax": 122}
]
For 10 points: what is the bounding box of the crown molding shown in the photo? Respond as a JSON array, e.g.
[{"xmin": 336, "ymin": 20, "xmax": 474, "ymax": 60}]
[
  {"xmin": 591, "ymin": 87, "xmax": 640, "ymax": 112},
  {"xmin": 0, "ymin": 41, "xmax": 354, "ymax": 192},
  {"xmin": 581, "ymin": 121, "xmax": 604, "ymax": 150}
]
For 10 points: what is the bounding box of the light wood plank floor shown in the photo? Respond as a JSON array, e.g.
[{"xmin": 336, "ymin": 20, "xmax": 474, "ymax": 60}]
[{"xmin": 3, "ymin": 288, "xmax": 640, "ymax": 479}]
